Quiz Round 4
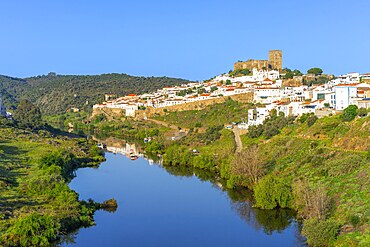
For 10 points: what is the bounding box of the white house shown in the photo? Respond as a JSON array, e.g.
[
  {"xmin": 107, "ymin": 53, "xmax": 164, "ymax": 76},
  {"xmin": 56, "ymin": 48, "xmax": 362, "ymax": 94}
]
[
  {"xmin": 253, "ymin": 87, "xmax": 280, "ymax": 103},
  {"xmin": 247, "ymin": 107, "xmax": 269, "ymax": 126},
  {"xmin": 334, "ymin": 85, "xmax": 358, "ymax": 110}
]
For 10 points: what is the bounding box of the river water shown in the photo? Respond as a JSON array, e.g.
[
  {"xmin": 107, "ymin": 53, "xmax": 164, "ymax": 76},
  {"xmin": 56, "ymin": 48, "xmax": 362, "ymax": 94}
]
[{"xmin": 60, "ymin": 151, "xmax": 305, "ymax": 247}]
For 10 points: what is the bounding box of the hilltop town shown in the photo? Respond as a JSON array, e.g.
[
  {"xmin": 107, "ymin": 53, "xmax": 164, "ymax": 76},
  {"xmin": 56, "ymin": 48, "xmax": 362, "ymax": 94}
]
[{"xmin": 93, "ymin": 50, "xmax": 370, "ymax": 128}]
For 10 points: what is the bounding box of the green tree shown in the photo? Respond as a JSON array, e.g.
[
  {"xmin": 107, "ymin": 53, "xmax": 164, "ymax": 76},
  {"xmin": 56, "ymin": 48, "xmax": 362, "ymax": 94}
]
[
  {"xmin": 3, "ymin": 213, "xmax": 60, "ymax": 247},
  {"xmin": 302, "ymin": 218, "xmax": 339, "ymax": 247},
  {"xmin": 307, "ymin": 115, "xmax": 318, "ymax": 127},
  {"xmin": 307, "ymin": 68, "xmax": 323, "ymax": 76},
  {"xmin": 254, "ymin": 174, "xmax": 293, "ymax": 209},
  {"xmin": 358, "ymin": 107, "xmax": 368, "ymax": 117},
  {"xmin": 342, "ymin": 105, "xmax": 358, "ymax": 121},
  {"xmin": 14, "ymin": 99, "xmax": 43, "ymax": 129}
]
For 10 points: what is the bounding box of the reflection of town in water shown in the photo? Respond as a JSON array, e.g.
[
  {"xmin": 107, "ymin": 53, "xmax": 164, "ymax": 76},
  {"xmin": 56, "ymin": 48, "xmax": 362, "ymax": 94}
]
[
  {"xmin": 93, "ymin": 137, "xmax": 157, "ymax": 165},
  {"xmin": 92, "ymin": 136, "xmax": 304, "ymax": 244}
]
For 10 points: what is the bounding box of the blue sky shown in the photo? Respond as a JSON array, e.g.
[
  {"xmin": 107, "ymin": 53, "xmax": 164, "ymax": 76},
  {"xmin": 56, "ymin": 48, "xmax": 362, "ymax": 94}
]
[{"xmin": 0, "ymin": 0, "xmax": 369, "ymax": 80}]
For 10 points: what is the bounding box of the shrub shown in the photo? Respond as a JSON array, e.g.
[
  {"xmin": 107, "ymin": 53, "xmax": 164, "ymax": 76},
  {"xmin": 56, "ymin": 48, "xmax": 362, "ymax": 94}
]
[
  {"xmin": 248, "ymin": 124, "xmax": 263, "ymax": 138},
  {"xmin": 342, "ymin": 105, "xmax": 358, "ymax": 122},
  {"xmin": 263, "ymin": 124, "xmax": 280, "ymax": 139},
  {"xmin": 358, "ymin": 107, "xmax": 368, "ymax": 117},
  {"xmin": 302, "ymin": 218, "xmax": 339, "ymax": 247},
  {"xmin": 254, "ymin": 174, "xmax": 293, "ymax": 209},
  {"xmin": 307, "ymin": 115, "xmax": 318, "ymax": 127},
  {"xmin": 3, "ymin": 213, "xmax": 60, "ymax": 247},
  {"xmin": 195, "ymin": 122, "xmax": 202, "ymax": 128},
  {"xmin": 193, "ymin": 154, "xmax": 215, "ymax": 170}
]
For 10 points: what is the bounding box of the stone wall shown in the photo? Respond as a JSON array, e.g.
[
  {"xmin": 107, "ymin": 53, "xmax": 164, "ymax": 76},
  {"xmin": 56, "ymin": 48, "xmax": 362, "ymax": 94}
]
[
  {"xmin": 92, "ymin": 93, "xmax": 254, "ymax": 120},
  {"xmin": 233, "ymin": 50, "xmax": 282, "ymax": 71},
  {"xmin": 234, "ymin": 60, "xmax": 269, "ymax": 71}
]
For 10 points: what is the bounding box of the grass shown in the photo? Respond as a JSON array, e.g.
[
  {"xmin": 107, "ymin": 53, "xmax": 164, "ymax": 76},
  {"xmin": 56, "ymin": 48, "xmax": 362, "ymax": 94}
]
[
  {"xmin": 238, "ymin": 114, "xmax": 370, "ymax": 245},
  {"xmin": 0, "ymin": 124, "xmax": 103, "ymax": 245},
  {"xmin": 153, "ymin": 99, "xmax": 253, "ymax": 128}
]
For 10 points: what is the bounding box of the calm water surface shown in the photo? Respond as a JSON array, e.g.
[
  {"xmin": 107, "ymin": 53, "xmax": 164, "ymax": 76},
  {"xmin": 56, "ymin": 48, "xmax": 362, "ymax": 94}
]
[{"xmin": 61, "ymin": 152, "xmax": 305, "ymax": 247}]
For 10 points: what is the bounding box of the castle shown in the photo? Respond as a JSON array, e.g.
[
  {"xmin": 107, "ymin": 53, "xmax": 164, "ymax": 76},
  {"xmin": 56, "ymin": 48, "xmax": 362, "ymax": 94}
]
[{"xmin": 234, "ymin": 50, "xmax": 282, "ymax": 71}]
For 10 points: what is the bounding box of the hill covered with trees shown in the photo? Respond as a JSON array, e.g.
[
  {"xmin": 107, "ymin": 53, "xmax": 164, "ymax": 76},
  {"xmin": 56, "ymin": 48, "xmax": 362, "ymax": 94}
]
[{"xmin": 0, "ymin": 73, "xmax": 193, "ymax": 115}]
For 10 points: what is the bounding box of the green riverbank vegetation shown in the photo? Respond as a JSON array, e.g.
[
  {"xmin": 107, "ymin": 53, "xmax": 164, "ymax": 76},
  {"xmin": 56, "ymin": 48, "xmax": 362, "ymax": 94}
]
[
  {"xmin": 43, "ymin": 100, "xmax": 369, "ymax": 246},
  {"xmin": 0, "ymin": 104, "xmax": 111, "ymax": 246},
  {"xmin": 142, "ymin": 104, "xmax": 370, "ymax": 246}
]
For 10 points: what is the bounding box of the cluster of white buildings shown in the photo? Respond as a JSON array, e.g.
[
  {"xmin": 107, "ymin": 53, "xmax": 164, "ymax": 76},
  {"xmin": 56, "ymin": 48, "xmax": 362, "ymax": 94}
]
[
  {"xmin": 245, "ymin": 72, "xmax": 370, "ymax": 127},
  {"xmin": 93, "ymin": 69, "xmax": 283, "ymax": 117},
  {"xmin": 93, "ymin": 70, "xmax": 370, "ymax": 122}
]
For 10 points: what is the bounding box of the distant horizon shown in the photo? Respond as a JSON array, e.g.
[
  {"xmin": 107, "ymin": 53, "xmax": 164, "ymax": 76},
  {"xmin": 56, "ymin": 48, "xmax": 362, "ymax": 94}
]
[
  {"xmin": 1, "ymin": 1, "xmax": 370, "ymax": 81},
  {"xmin": 2, "ymin": 66, "xmax": 370, "ymax": 82}
]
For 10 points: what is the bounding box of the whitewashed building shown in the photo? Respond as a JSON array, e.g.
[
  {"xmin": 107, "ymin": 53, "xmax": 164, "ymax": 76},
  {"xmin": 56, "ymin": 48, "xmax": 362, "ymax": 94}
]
[{"xmin": 334, "ymin": 85, "xmax": 358, "ymax": 110}]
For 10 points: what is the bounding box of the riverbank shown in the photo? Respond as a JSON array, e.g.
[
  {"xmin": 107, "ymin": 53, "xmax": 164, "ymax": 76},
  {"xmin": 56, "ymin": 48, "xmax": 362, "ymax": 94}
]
[
  {"xmin": 44, "ymin": 101, "xmax": 370, "ymax": 246},
  {"xmin": 0, "ymin": 123, "xmax": 107, "ymax": 246},
  {"xmin": 62, "ymin": 152, "xmax": 303, "ymax": 246}
]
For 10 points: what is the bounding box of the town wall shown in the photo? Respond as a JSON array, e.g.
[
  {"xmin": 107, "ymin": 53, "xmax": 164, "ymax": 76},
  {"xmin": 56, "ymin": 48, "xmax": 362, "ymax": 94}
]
[
  {"xmin": 92, "ymin": 93, "xmax": 254, "ymax": 120},
  {"xmin": 234, "ymin": 50, "xmax": 282, "ymax": 71}
]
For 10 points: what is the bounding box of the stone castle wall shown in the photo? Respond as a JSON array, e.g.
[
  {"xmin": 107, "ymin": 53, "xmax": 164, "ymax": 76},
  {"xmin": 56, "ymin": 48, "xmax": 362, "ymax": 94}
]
[
  {"xmin": 234, "ymin": 50, "xmax": 282, "ymax": 71},
  {"xmin": 92, "ymin": 93, "xmax": 254, "ymax": 120}
]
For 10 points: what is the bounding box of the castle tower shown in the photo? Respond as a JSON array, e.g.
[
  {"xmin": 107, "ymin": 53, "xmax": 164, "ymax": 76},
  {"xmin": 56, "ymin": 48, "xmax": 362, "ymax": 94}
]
[{"xmin": 268, "ymin": 50, "xmax": 282, "ymax": 70}]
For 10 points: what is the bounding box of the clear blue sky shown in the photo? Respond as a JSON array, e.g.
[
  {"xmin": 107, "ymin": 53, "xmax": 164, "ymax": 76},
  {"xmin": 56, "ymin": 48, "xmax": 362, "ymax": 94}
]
[{"xmin": 0, "ymin": 0, "xmax": 369, "ymax": 80}]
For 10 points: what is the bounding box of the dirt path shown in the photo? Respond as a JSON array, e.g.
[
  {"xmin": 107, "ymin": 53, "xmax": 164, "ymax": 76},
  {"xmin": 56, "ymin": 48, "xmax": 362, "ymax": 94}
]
[{"xmin": 233, "ymin": 126, "xmax": 243, "ymax": 153}]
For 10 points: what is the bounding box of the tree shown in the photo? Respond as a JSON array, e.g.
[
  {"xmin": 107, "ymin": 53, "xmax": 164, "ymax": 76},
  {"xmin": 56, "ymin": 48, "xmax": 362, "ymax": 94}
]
[
  {"xmin": 358, "ymin": 107, "xmax": 368, "ymax": 117},
  {"xmin": 307, "ymin": 68, "xmax": 323, "ymax": 76},
  {"xmin": 232, "ymin": 145, "xmax": 265, "ymax": 185},
  {"xmin": 14, "ymin": 99, "xmax": 43, "ymax": 129},
  {"xmin": 342, "ymin": 105, "xmax": 358, "ymax": 121},
  {"xmin": 307, "ymin": 115, "xmax": 318, "ymax": 127},
  {"xmin": 302, "ymin": 218, "xmax": 339, "ymax": 247},
  {"xmin": 3, "ymin": 213, "xmax": 60, "ymax": 246},
  {"xmin": 254, "ymin": 174, "xmax": 293, "ymax": 209}
]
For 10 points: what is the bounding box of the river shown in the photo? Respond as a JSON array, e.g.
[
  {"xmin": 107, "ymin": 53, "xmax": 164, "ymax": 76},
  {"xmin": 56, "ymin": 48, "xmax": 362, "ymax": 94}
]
[{"xmin": 60, "ymin": 150, "xmax": 305, "ymax": 246}]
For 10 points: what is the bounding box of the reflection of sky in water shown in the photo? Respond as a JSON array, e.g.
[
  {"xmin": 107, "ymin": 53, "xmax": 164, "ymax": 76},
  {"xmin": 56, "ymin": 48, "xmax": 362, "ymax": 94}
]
[{"xmin": 62, "ymin": 152, "xmax": 305, "ymax": 247}]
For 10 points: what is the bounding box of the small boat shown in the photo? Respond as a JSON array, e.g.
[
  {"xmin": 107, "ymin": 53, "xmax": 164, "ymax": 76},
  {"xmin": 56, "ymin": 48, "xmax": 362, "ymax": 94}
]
[{"xmin": 130, "ymin": 154, "xmax": 138, "ymax": 160}]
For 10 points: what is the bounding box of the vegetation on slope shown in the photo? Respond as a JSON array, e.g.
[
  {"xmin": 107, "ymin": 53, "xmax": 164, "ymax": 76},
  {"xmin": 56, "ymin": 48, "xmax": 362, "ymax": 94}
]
[
  {"xmin": 238, "ymin": 110, "xmax": 370, "ymax": 246},
  {"xmin": 153, "ymin": 98, "xmax": 254, "ymax": 129},
  {"xmin": 42, "ymin": 101, "xmax": 370, "ymax": 246},
  {"xmin": 0, "ymin": 73, "xmax": 193, "ymax": 115},
  {"xmin": 0, "ymin": 115, "xmax": 108, "ymax": 246}
]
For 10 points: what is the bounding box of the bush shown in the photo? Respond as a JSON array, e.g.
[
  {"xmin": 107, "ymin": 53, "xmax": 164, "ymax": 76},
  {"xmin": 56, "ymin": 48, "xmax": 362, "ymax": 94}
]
[
  {"xmin": 263, "ymin": 124, "xmax": 280, "ymax": 139},
  {"xmin": 162, "ymin": 145, "xmax": 193, "ymax": 166},
  {"xmin": 14, "ymin": 99, "xmax": 43, "ymax": 129},
  {"xmin": 307, "ymin": 115, "xmax": 318, "ymax": 127},
  {"xmin": 193, "ymin": 154, "xmax": 215, "ymax": 170},
  {"xmin": 254, "ymin": 174, "xmax": 293, "ymax": 209},
  {"xmin": 358, "ymin": 107, "xmax": 368, "ymax": 117},
  {"xmin": 342, "ymin": 105, "xmax": 358, "ymax": 122},
  {"xmin": 248, "ymin": 124, "xmax": 263, "ymax": 138},
  {"xmin": 3, "ymin": 213, "xmax": 60, "ymax": 247},
  {"xmin": 195, "ymin": 122, "xmax": 202, "ymax": 128},
  {"xmin": 302, "ymin": 218, "xmax": 339, "ymax": 247},
  {"xmin": 145, "ymin": 141, "xmax": 164, "ymax": 155}
]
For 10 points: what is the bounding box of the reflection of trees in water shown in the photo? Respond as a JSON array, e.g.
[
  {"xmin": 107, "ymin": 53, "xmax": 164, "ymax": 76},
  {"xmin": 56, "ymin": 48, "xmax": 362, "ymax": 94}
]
[
  {"xmin": 163, "ymin": 165, "xmax": 194, "ymax": 177},
  {"xmin": 230, "ymin": 196, "xmax": 296, "ymax": 234},
  {"xmin": 231, "ymin": 198, "xmax": 306, "ymax": 245},
  {"xmin": 53, "ymin": 230, "xmax": 79, "ymax": 246}
]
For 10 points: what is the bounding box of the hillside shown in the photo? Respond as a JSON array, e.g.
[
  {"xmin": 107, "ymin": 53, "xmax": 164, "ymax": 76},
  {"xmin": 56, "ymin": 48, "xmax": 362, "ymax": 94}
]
[{"xmin": 0, "ymin": 73, "xmax": 193, "ymax": 115}]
